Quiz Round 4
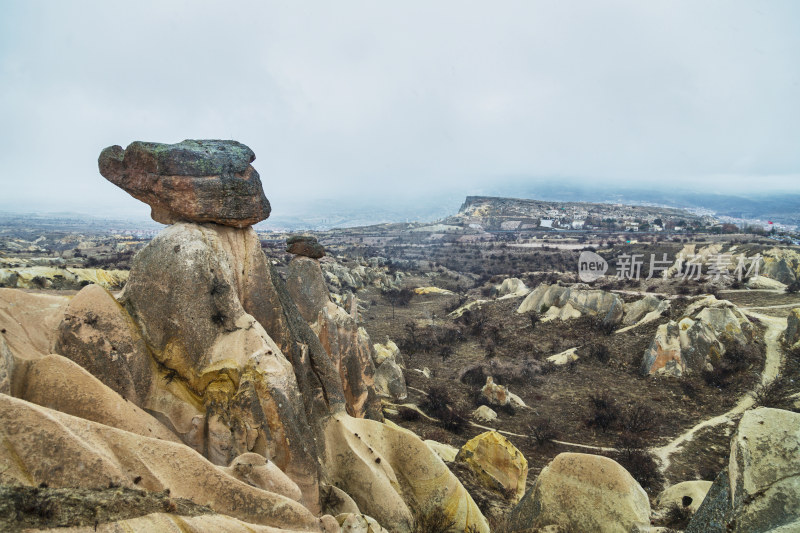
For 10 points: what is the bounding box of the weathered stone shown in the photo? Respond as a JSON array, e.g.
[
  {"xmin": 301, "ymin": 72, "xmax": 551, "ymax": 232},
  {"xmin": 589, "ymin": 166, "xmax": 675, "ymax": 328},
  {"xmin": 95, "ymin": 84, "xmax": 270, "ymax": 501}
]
[
  {"xmin": 0, "ymin": 289, "xmax": 70, "ymax": 362},
  {"xmin": 424, "ymin": 440, "xmax": 459, "ymax": 463},
  {"xmin": 372, "ymin": 339, "xmax": 403, "ymax": 367},
  {"xmin": 547, "ymin": 347, "xmax": 579, "ymax": 366},
  {"xmin": 287, "ymin": 256, "xmax": 331, "ymax": 323},
  {"xmin": 53, "ymin": 284, "xmax": 152, "ymax": 407},
  {"xmin": 321, "ymin": 483, "xmax": 361, "ymax": 516},
  {"xmin": 456, "ymin": 431, "xmax": 528, "ymax": 502},
  {"xmin": 0, "ymin": 393, "xmax": 323, "ymax": 531},
  {"xmin": 287, "ymin": 235, "xmax": 326, "ymax": 259},
  {"xmin": 686, "ymin": 468, "xmax": 731, "ymax": 533},
  {"xmin": 324, "ymin": 414, "xmax": 489, "ymax": 533},
  {"xmin": 473, "ymin": 405, "xmax": 498, "ymax": 423},
  {"xmin": 729, "ymin": 407, "xmax": 800, "ymax": 532},
  {"xmin": 517, "ymin": 284, "xmax": 624, "ymax": 326},
  {"xmin": 509, "ymin": 452, "xmax": 650, "ymax": 533},
  {"xmin": 624, "ymin": 295, "xmax": 669, "ymax": 326},
  {"xmin": 0, "ymin": 335, "xmax": 12, "ymax": 395},
  {"xmin": 373, "ymin": 358, "xmax": 407, "ymax": 400},
  {"xmin": 481, "ymin": 376, "xmax": 510, "ymax": 406},
  {"xmin": 496, "ymin": 278, "xmax": 529, "ymax": 298},
  {"xmin": 98, "ymin": 140, "xmax": 270, "ymax": 227},
  {"xmin": 784, "ymin": 308, "xmax": 800, "ymax": 348},
  {"xmin": 656, "ymin": 480, "xmax": 713, "ymax": 515},
  {"xmin": 17, "ymin": 354, "xmax": 180, "ymax": 443},
  {"xmin": 119, "ymin": 222, "xmax": 325, "ymax": 509},
  {"xmin": 312, "ymin": 302, "xmax": 382, "ymax": 420},
  {"xmin": 219, "ymin": 453, "xmax": 302, "ymax": 503}
]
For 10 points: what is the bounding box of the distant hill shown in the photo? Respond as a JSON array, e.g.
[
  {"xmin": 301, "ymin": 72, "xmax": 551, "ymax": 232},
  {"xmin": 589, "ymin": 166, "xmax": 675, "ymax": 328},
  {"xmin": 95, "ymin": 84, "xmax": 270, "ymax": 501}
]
[{"xmin": 446, "ymin": 195, "xmax": 703, "ymax": 231}]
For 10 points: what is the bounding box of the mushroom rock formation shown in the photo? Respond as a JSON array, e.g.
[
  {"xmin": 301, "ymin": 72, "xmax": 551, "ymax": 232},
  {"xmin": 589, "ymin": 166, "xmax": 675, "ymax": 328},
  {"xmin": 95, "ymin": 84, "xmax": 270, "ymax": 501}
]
[
  {"xmin": 2, "ymin": 139, "xmax": 490, "ymax": 531},
  {"xmin": 98, "ymin": 140, "xmax": 270, "ymax": 227}
]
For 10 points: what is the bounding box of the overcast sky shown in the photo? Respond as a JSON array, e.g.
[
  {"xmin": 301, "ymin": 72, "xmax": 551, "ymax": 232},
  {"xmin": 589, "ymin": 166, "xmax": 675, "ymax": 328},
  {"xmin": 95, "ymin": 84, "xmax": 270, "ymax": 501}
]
[{"xmin": 1, "ymin": 1, "xmax": 798, "ymax": 220}]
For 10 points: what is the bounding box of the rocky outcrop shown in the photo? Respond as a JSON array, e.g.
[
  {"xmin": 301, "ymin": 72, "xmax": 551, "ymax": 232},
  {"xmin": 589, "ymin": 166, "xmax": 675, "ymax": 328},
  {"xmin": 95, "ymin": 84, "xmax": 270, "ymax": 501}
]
[
  {"xmin": 762, "ymin": 248, "xmax": 800, "ymax": 285},
  {"xmin": 0, "ymin": 393, "xmax": 325, "ymax": 531},
  {"xmin": 509, "ymin": 452, "xmax": 650, "ymax": 533},
  {"xmin": 98, "ymin": 140, "xmax": 270, "ymax": 227},
  {"xmin": 287, "ymin": 256, "xmax": 331, "ymax": 323},
  {"xmin": 373, "ymin": 357, "xmax": 407, "ymax": 400},
  {"xmin": 473, "ymin": 405, "xmax": 498, "ymax": 423},
  {"xmin": 481, "ymin": 376, "xmax": 510, "ymax": 406},
  {"xmin": 53, "ymin": 284, "xmax": 153, "ymax": 407},
  {"xmin": 783, "ymin": 308, "xmax": 800, "ymax": 349},
  {"xmin": 517, "ymin": 284, "xmax": 624, "ymax": 326},
  {"xmin": 425, "ymin": 440, "xmax": 459, "ymax": 463},
  {"xmin": 0, "ymin": 334, "xmax": 13, "ymax": 395},
  {"xmin": 687, "ymin": 408, "xmax": 800, "ymax": 532},
  {"xmin": 312, "ymin": 302, "xmax": 383, "ymax": 419},
  {"xmin": 455, "ymin": 431, "xmax": 528, "ymax": 503},
  {"xmin": 321, "ymin": 260, "xmax": 402, "ymax": 294},
  {"xmin": 324, "ymin": 415, "xmax": 490, "ymax": 533},
  {"xmin": 655, "ymin": 480, "xmax": 713, "ymax": 516},
  {"xmin": 219, "ymin": 452, "xmax": 303, "ymax": 503},
  {"xmin": 623, "ymin": 294, "xmax": 670, "ymax": 326},
  {"xmin": 0, "ymin": 140, "xmax": 493, "ymax": 532},
  {"xmin": 287, "ymin": 235, "xmax": 326, "ymax": 259},
  {"xmin": 0, "ymin": 289, "xmax": 70, "ymax": 361},
  {"xmin": 641, "ymin": 296, "xmax": 752, "ymax": 376},
  {"xmin": 496, "ymin": 277, "xmax": 529, "ymax": 298},
  {"xmin": 118, "ymin": 222, "xmax": 329, "ymax": 509},
  {"xmin": 16, "ymin": 354, "xmax": 180, "ymax": 443},
  {"xmin": 285, "ymin": 251, "xmax": 383, "ymax": 419}
]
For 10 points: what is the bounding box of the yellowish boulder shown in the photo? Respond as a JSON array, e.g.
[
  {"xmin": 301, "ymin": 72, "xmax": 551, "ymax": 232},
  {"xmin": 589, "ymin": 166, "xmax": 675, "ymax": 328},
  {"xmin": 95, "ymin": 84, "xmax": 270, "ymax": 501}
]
[
  {"xmin": 324, "ymin": 414, "xmax": 489, "ymax": 533},
  {"xmin": 455, "ymin": 431, "xmax": 528, "ymax": 503},
  {"xmin": 509, "ymin": 452, "xmax": 650, "ymax": 533}
]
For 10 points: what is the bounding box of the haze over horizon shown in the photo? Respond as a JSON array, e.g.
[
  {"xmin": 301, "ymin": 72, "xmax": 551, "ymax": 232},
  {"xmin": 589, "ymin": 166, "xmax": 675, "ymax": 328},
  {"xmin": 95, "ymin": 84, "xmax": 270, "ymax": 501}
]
[{"xmin": 1, "ymin": 1, "xmax": 799, "ymax": 224}]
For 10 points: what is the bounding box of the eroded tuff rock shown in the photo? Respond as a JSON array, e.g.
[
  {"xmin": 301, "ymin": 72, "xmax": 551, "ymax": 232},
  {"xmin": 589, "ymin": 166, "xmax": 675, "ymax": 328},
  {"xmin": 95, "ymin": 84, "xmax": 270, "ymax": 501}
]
[
  {"xmin": 16, "ymin": 354, "xmax": 180, "ymax": 443},
  {"xmin": 509, "ymin": 452, "xmax": 650, "ymax": 533},
  {"xmin": 0, "ymin": 393, "xmax": 325, "ymax": 531},
  {"xmin": 324, "ymin": 414, "xmax": 490, "ymax": 533},
  {"xmin": 517, "ymin": 283, "xmax": 624, "ymax": 326},
  {"xmin": 784, "ymin": 308, "xmax": 800, "ymax": 349},
  {"xmin": 287, "ymin": 235, "xmax": 326, "ymax": 259},
  {"xmin": 287, "ymin": 256, "xmax": 331, "ymax": 323},
  {"xmin": 119, "ymin": 222, "xmax": 330, "ymax": 509},
  {"xmin": 285, "ymin": 254, "xmax": 382, "ymax": 419},
  {"xmin": 687, "ymin": 408, "xmax": 800, "ymax": 532},
  {"xmin": 641, "ymin": 296, "xmax": 753, "ymax": 376},
  {"xmin": 53, "ymin": 284, "xmax": 152, "ymax": 407},
  {"xmin": 312, "ymin": 302, "xmax": 383, "ymax": 419},
  {"xmin": 98, "ymin": 140, "xmax": 270, "ymax": 227},
  {"xmin": 455, "ymin": 431, "xmax": 528, "ymax": 503}
]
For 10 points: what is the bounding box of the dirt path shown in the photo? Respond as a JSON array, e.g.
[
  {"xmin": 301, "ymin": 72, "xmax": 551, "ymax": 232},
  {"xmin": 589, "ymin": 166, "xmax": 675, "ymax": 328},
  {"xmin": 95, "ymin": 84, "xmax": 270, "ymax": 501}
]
[{"xmin": 651, "ymin": 311, "xmax": 786, "ymax": 477}]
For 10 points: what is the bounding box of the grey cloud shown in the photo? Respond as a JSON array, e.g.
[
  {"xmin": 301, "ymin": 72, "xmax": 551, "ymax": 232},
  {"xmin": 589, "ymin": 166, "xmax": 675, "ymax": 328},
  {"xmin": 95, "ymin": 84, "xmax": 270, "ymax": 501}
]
[{"xmin": 0, "ymin": 0, "xmax": 798, "ymax": 220}]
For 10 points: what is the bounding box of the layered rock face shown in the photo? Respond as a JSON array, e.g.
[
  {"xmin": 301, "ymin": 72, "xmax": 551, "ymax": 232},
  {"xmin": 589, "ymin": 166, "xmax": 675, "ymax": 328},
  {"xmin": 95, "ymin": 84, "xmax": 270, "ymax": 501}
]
[
  {"xmin": 0, "ymin": 140, "xmax": 490, "ymax": 532},
  {"xmin": 285, "ymin": 246, "xmax": 383, "ymax": 419},
  {"xmin": 641, "ymin": 296, "xmax": 754, "ymax": 376},
  {"xmin": 687, "ymin": 408, "xmax": 800, "ymax": 532},
  {"xmin": 516, "ymin": 283, "xmax": 624, "ymax": 325},
  {"xmin": 98, "ymin": 140, "xmax": 270, "ymax": 227}
]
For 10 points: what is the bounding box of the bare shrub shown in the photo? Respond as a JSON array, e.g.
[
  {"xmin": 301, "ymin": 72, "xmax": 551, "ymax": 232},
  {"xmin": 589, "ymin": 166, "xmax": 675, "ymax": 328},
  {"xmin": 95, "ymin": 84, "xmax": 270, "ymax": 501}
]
[{"xmin": 587, "ymin": 392, "xmax": 620, "ymax": 432}]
